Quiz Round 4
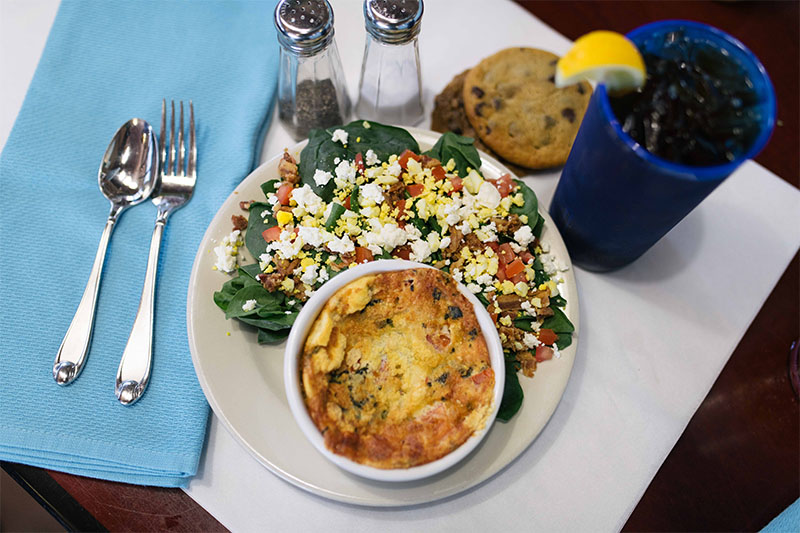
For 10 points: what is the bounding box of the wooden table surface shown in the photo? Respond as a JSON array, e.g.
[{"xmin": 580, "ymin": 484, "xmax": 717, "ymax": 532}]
[{"xmin": 4, "ymin": 1, "xmax": 798, "ymax": 531}]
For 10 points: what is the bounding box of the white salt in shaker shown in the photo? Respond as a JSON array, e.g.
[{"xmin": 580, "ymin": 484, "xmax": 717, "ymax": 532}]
[{"xmin": 355, "ymin": 0, "xmax": 424, "ymax": 126}]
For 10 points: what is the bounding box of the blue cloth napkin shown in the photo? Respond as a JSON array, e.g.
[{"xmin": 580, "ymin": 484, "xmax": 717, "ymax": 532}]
[
  {"xmin": 762, "ymin": 498, "xmax": 800, "ymax": 532},
  {"xmin": 0, "ymin": 0, "xmax": 279, "ymax": 487}
]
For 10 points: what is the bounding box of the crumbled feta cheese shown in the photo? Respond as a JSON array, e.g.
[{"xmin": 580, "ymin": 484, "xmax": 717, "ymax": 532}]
[
  {"xmin": 365, "ymin": 149, "xmax": 379, "ymax": 166},
  {"xmin": 267, "ymin": 195, "xmax": 278, "ymax": 206},
  {"xmin": 467, "ymin": 282, "xmax": 482, "ymax": 294},
  {"xmin": 297, "ymin": 226, "xmax": 326, "ymax": 248},
  {"xmin": 451, "ymin": 269, "xmax": 463, "ymax": 283},
  {"xmin": 300, "ymin": 264, "xmax": 319, "ymax": 286},
  {"xmin": 291, "ymin": 185, "xmax": 324, "ymax": 216},
  {"xmin": 267, "ymin": 230, "xmax": 304, "ymax": 259},
  {"xmin": 313, "ymin": 169, "xmax": 333, "ymax": 186},
  {"xmin": 476, "ymin": 273, "xmax": 494, "ymax": 286},
  {"xmin": 410, "ymin": 239, "xmax": 432, "ymax": 262},
  {"xmin": 514, "ymin": 225, "xmax": 534, "ymax": 247},
  {"xmin": 359, "ymin": 183, "xmax": 384, "ymax": 206},
  {"xmin": 331, "ymin": 129, "xmax": 348, "ymax": 145},
  {"xmin": 523, "ymin": 332, "xmax": 541, "ymax": 349},
  {"xmin": 242, "ymin": 299, "xmax": 257, "ymax": 312},
  {"xmin": 439, "ymin": 236, "xmax": 451, "ymax": 250},
  {"xmin": 386, "ymin": 160, "xmax": 402, "ymax": 177},
  {"xmin": 213, "ymin": 230, "xmax": 242, "ymax": 273},
  {"xmin": 335, "ymin": 159, "xmax": 356, "ymax": 183},
  {"xmin": 327, "ymin": 234, "xmax": 355, "ymax": 255}
]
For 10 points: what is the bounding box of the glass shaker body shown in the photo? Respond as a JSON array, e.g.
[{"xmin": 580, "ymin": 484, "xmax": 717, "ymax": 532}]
[
  {"xmin": 275, "ymin": 0, "xmax": 351, "ymax": 140},
  {"xmin": 356, "ymin": 0, "xmax": 424, "ymax": 126},
  {"xmin": 356, "ymin": 34, "xmax": 423, "ymax": 126}
]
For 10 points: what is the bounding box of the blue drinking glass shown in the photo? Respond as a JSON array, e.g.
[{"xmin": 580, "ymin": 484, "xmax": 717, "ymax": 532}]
[{"xmin": 549, "ymin": 20, "xmax": 776, "ymax": 272}]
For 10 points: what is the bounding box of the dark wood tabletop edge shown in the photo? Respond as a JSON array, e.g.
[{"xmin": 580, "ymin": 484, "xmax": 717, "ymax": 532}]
[{"xmin": 2, "ymin": 462, "xmax": 107, "ymax": 532}]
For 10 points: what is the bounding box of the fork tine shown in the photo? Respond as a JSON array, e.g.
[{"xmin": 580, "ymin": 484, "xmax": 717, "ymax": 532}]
[
  {"xmin": 167, "ymin": 100, "xmax": 175, "ymax": 175},
  {"xmin": 159, "ymin": 99, "xmax": 166, "ymax": 171},
  {"xmin": 187, "ymin": 101, "xmax": 196, "ymax": 178},
  {"xmin": 177, "ymin": 101, "xmax": 185, "ymax": 177}
]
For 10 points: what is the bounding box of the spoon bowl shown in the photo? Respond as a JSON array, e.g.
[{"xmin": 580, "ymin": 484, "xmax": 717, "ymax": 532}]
[
  {"xmin": 99, "ymin": 118, "xmax": 159, "ymax": 209},
  {"xmin": 53, "ymin": 118, "xmax": 158, "ymax": 386}
]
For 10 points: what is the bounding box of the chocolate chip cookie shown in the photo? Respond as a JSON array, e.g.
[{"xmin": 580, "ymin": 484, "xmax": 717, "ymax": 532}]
[
  {"xmin": 431, "ymin": 69, "xmax": 528, "ymax": 176},
  {"xmin": 462, "ymin": 47, "xmax": 592, "ymax": 169}
]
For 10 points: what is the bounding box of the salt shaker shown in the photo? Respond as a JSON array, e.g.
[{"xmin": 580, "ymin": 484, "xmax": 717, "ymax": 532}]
[
  {"xmin": 274, "ymin": 0, "xmax": 351, "ymax": 140},
  {"xmin": 356, "ymin": 0, "xmax": 424, "ymax": 126}
]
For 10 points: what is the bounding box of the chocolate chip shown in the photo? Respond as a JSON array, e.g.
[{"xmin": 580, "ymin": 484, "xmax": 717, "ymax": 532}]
[
  {"xmin": 471, "ymin": 86, "xmax": 485, "ymax": 98},
  {"xmin": 485, "ymin": 126, "xmax": 492, "ymax": 135},
  {"xmin": 544, "ymin": 115, "xmax": 556, "ymax": 129},
  {"xmin": 577, "ymin": 83, "xmax": 585, "ymax": 95},
  {"xmin": 561, "ymin": 108, "xmax": 576, "ymax": 123},
  {"xmin": 493, "ymin": 98, "xmax": 502, "ymax": 110},
  {"xmin": 549, "ymin": 59, "xmax": 557, "ymax": 66},
  {"xmin": 432, "ymin": 287, "xmax": 442, "ymax": 301},
  {"xmin": 547, "ymin": 74, "xmax": 555, "ymax": 83},
  {"xmin": 474, "ymin": 102, "xmax": 486, "ymax": 117}
]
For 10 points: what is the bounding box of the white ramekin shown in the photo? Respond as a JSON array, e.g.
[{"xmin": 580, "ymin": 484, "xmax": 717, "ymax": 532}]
[{"xmin": 283, "ymin": 259, "xmax": 505, "ymax": 482}]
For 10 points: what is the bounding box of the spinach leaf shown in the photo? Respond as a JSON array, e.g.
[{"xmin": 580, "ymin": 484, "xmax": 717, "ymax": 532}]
[
  {"xmin": 497, "ymin": 356, "xmax": 524, "ymax": 422},
  {"xmin": 239, "ymin": 263, "xmax": 263, "ymax": 283},
  {"xmin": 556, "ymin": 333, "xmax": 573, "ymax": 350},
  {"xmin": 299, "ymin": 121, "xmax": 419, "ymax": 202},
  {"xmin": 510, "ymin": 179, "xmax": 540, "ymax": 234},
  {"xmin": 541, "ymin": 306, "xmax": 574, "ymax": 333},
  {"xmin": 349, "ymin": 187, "xmax": 360, "ymax": 214},
  {"xmin": 325, "ymin": 202, "xmax": 346, "ymax": 230},
  {"xmin": 257, "ymin": 328, "xmax": 290, "ymax": 344},
  {"xmin": 260, "ymin": 179, "xmax": 280, "ymax": 199},
  {"xmin": 213, "ymin": 275, "xmax": 250, "ymax": 312},
  {"xmin": 225, "ymin": 285, "xmax": 283, "ymax": 319},
  {"xmin": 245, "ymin": 201, "xmax": 275, "ymax": 259},
  {"xmin": 550, "ymin": 294, "xmax": 567, "ymax": 308},
  {"xmin": 423, "ymin": 132, "xmax": 482, "ymax": 177},
  {"xmin": 514, "ymin": 316, "xmax": 535, "ymax": 332}
]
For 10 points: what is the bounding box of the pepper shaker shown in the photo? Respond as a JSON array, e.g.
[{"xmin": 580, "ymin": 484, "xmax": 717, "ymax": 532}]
[
  {"xmin": 274, "ymin": 0, "xmax": 351, "ymax": 140},
  {"xmin": 355, "ymin": 0, "xmax": 424, "ymax": 126}
]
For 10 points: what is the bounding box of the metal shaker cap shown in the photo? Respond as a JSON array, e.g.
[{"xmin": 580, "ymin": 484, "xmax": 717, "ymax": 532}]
[
  {"xmin": 364, "ymin": 0, "xmax": 423, "ymax": 44},
  {"xmin": 275, "ymin": 0, "xmax": 334, "ymax": 54}
]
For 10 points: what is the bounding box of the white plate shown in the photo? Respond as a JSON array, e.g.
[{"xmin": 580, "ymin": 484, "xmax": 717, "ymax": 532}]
[{"xmin": 187, "ymin": 128, "xmax": 580, "ymax": 507}]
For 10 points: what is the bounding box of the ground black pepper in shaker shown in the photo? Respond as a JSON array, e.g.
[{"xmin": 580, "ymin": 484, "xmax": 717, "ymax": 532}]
[{"xmin": 274, "ymin": 0, "xmax": 351, "ymax": 139}]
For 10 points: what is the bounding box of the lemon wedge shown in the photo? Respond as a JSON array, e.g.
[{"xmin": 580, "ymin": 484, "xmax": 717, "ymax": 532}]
[{"xmin": 556, "ymin": 31, "xmax": 646, "ymax": 94}]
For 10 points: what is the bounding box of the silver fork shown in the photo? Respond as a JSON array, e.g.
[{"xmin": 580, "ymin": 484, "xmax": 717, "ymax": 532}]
[{"xmin": 115, "ymin": 100, "xmax": 196, "ymax": 405}]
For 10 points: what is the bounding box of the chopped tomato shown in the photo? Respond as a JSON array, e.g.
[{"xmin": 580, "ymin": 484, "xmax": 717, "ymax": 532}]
[
  {"xmin": 519, "ymin": 251, "xmax": 535, "ymax": 265},
  {"xmin": 490, "ymin": 173, "xmax": 515, "ymax": 197},
  {"xmin": 495, "ymin": 268, "xmax": 507, "ymax": 282},
  {"xmin": 538, "ymin": 328, "xmax": 558, "ymax": 346},
  {"xmin": 471, "ymin": 368, "xmax": 494, "ymax": 385},
  {"xmin": 505, "ymin": 258, "xmax": 525, "ymax": 278},
  {"xmin": 354, "ymin": 246, "xmax": 373, "ymax": 264},
  {"xmin": 398, "ymin": 149, "xmax": 420, "ymax": 170},
  {"xmin": 391, "ymin": 245, "xmax": 411, "ymax": 260},
  {"xmin": 343, "ymin": 195, "xmax": 351, "ymax": 210},
  {"xmin": 498, "ymin": 243, "xmax": 517, "ymax": 265},
  {"xmin": 354, "ymin": 152, "xmax": 364, "ymax": 174},
  {"xmin": 486, "ymin": 241, "xmax": 500, "ymax": 253},
  {"xmin": 431, "ymin": 165, "xmax": 447, "ymax": 180},
  {"xmin": 535, "ymin": 345, "xmax": 554, "ymax": 362},
  {"xmin": 395, "ymin": 199, "xmax": 407, "ymax": 226},
  {"xmin": 262, "ymin": 226, "xmax": 282, "ymax": 242},
  {"xmin": 509, "ymin": 271, "xmax": 527, "ymax": 284},
  {"xmin": 449, "ymin": 176, "xmax": 463, "ymax": 193},
  {"xmin": 276, "ymin": 183, "xmax": 293, "ymax": 205},
  {"xmin": 406, "ymin": 183, "xmax": 425, "ymax": 197}
]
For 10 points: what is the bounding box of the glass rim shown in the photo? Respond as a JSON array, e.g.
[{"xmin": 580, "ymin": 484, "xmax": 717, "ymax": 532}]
[{"xmin": 597, "ymin": 19, "xmax": 777, "ymax": 180}]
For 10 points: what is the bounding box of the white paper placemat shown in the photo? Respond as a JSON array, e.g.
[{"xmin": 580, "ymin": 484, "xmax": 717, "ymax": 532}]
[{"xmin": 3, "ymin": 1, "xmax": 798, "ymax": 531}]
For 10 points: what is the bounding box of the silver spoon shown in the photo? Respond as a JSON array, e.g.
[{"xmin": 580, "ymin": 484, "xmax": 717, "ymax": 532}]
[{"xmin": 53, "ymin": 118, "xmax": 159, "ymax": 386}]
